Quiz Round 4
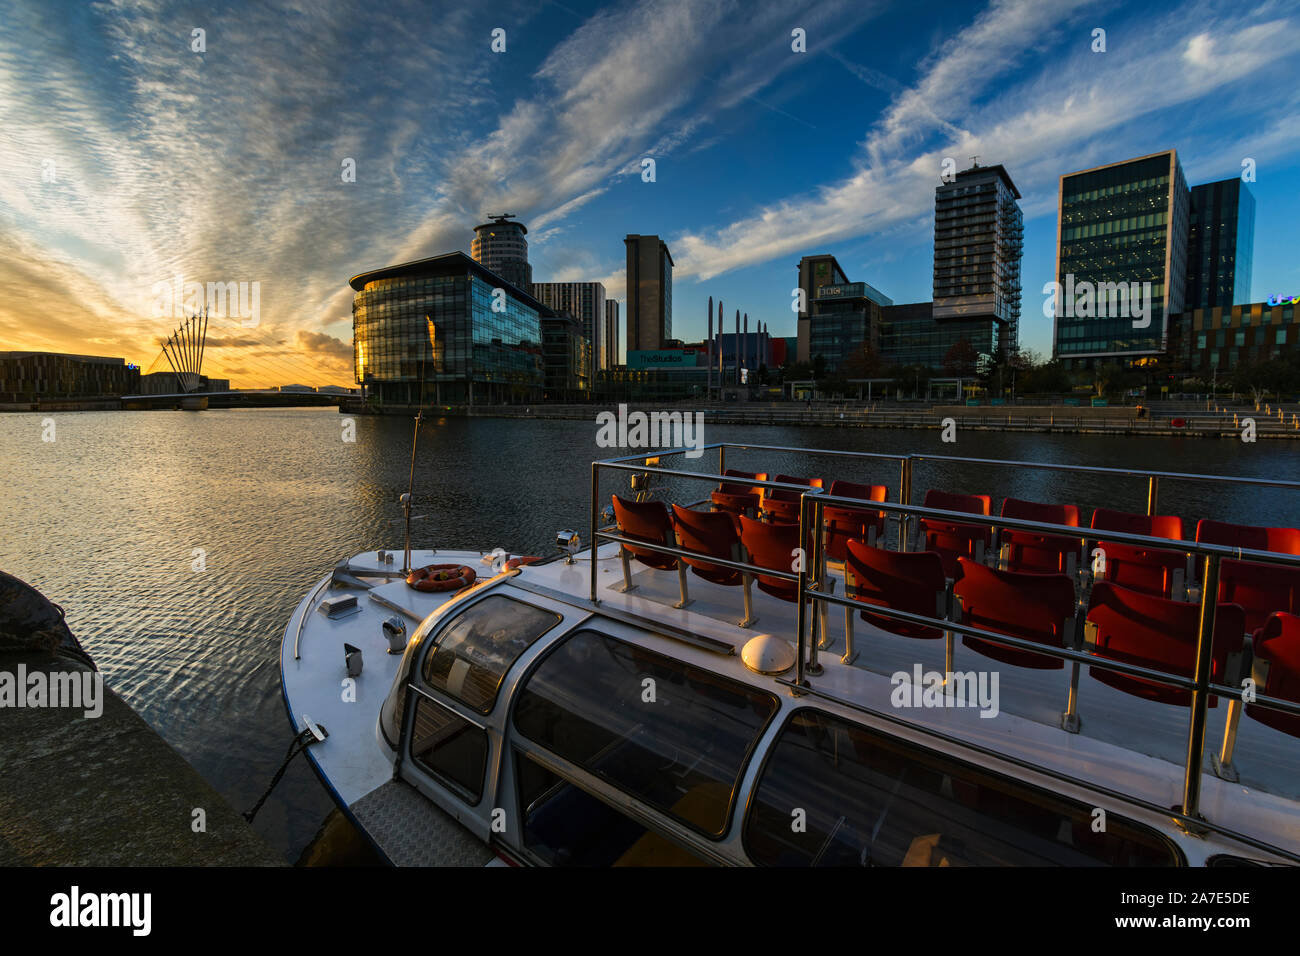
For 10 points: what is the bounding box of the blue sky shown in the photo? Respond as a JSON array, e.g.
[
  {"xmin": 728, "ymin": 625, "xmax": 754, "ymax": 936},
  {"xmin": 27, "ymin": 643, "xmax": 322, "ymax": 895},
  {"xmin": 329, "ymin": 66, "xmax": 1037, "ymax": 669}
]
[{"xmin": 1, "ymin": 0, "xmax": 1297, "ymax": 386}]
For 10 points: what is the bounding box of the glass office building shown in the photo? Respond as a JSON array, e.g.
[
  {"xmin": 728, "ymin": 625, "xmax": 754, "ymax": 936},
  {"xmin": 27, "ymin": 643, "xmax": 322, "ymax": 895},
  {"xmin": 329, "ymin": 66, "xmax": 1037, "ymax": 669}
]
[
  {"xmin": 351, "ymin": 252, "xmax": 544, "ymax": 405},
  {"xmin": 1186, "ymin": 179, "xmax": 1255, "ymax": 312},
  {"xmin": 933, "ymin": 163, "xmax": 1023, "ymax": 358},
  {"xmin": 541, "ymin": 311, "xmax": 589, "ymax": 400},
  {"xmin": 879, "ymin": 302, "xmax": 998, "ymax": 369},
  {"xmin": 531, "ymin": 281, "xmax": 606, "ymax": 372},
  {"xmin": 1053, "ymin": 150, "xmax": 1189, "ymax": 369},
  {"xmin": 807, "ymin": 282, "xmax": 892, "ymax": 371},
  {"xmin": 795, "ymin": 254, "xmax": 850, "ymax": 364}
]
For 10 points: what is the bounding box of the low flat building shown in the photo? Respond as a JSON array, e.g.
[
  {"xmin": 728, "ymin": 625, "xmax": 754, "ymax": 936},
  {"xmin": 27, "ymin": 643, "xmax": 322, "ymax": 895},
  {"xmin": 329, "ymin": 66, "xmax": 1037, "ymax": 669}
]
[
  {"xmin": 1175, "ymin": 299, "xmax": 1299, "ymax": 377},
  {"xmin": 0, "ymin": 352, "xmax": 139, "ymax": 402},
  {"xmin": 602, "ymin": 348, "xmax": 708, "ymax": 401}
]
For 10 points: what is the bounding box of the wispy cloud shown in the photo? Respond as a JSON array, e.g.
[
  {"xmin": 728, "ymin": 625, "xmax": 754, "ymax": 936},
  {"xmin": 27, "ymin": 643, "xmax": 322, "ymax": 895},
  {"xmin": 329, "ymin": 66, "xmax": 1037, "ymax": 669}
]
[{"xmin": 672, "ymin": 0, "xmax": 1300, "ymax": 282}]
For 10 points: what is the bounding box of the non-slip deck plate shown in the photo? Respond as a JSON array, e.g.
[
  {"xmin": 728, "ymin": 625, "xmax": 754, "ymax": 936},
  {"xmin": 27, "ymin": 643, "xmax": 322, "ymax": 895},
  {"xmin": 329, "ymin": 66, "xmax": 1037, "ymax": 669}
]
[{"xmin": 349, "ymin": 779, "xmax": 493, "ymax": 867}]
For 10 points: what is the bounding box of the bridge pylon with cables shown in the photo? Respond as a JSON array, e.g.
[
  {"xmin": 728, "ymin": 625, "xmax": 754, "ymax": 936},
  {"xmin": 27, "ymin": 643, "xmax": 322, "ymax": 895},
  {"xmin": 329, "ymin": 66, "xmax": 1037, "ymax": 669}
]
[{"xmin": 156, "ymin": 308, "xmax": 208, "ymax": 393}]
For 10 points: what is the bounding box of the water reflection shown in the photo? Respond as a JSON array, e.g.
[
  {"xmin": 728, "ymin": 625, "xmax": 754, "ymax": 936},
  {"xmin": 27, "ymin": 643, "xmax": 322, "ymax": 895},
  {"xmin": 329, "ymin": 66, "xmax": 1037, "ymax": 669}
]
[{"xmin": 1, "ymin": 407, "xmax": 1296, "ymax": 861}]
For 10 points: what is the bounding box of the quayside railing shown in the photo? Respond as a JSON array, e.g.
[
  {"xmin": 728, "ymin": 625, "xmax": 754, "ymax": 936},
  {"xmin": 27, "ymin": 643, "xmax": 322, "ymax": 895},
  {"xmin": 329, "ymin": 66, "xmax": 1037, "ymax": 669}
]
[{"xmin": 587, "ymin": 441, "xmax": 1300, "ymax": 862}]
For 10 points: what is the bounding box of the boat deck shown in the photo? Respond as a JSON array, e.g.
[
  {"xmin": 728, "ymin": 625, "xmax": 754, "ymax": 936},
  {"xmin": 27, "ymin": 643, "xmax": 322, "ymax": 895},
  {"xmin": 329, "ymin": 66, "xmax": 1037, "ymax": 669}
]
[{"xmin": 283, "ymin": 542, "xmax": 1300, "ymax": 862}]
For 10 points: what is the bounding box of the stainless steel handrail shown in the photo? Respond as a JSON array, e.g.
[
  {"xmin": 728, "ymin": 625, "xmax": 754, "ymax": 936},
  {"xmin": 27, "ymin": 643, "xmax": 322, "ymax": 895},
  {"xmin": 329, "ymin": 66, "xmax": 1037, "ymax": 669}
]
[
  {"xmin": 796, "ymin": 491, "xmax": 1300, "ymax": 827},
  {"xmin": 908, "ymin": 451, "xmax": 1300, "ymax": 492},
  {"xmin": 588, "ymin": 442, "xmax": 1300, "ymax": 845}
]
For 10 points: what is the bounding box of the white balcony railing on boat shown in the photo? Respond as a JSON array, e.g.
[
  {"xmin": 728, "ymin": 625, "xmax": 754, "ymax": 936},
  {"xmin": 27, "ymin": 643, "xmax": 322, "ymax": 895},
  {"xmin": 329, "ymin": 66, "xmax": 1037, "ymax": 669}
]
[{"xmin": 588, "ymin": 442, "xmax": 1300, "ymax": 863}]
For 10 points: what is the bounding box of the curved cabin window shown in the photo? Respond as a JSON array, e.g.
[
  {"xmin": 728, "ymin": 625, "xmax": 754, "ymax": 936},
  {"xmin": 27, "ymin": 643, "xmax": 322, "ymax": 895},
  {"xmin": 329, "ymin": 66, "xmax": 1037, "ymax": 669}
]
[
  {"xmin": 410, "ymin": 694, "xmax": 487, "ymax": 804},
  {"xmin": 744, "ymin": 709, "xmax": 1182, "ymax": 867},
  {"xmin": 513, "ymin": 629, "xmax": 778, "ymax": 839},
  {"xmin": 515, "ymin": 752, "xmax": 711, "ymax": 867},
  {"xmin": 421, "ymin": 596, "xmax": 561, "ymax": 714}
]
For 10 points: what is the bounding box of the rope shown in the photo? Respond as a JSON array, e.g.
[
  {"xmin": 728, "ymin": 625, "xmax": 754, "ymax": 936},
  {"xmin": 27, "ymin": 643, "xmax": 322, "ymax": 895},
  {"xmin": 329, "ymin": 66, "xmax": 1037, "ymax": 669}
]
[{"xmin": 243, "ymin": 724, "xmax": 323, "ymax": 823}]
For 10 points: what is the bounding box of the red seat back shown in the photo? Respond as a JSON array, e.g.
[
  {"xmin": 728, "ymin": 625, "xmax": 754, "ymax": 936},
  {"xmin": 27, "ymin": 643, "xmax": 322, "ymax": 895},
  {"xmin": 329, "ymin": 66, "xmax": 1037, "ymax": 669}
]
[
  {"xmin": 762, "ymin": 475, "xmax": 823, "ymax": 523},
  {"xmin": 824, "ymin": 480, "xmax": 888, "ymax": 561},
  {"xmin": 717, "ymin": 469, "xmax": 766, "ymax": 498},
  {"xmin": 1218, "ymin": 559, "xmax": 1300, "ymax": 633},
  {"xmin": 1000, "ymin": 498, "xmax": 1081, "ymax": 573},
  {"xmin": 1001, "ymin": 497, "xmax": 1080, "ymax": 527},
  {"xmin": 1091, "ymin": 507, "xmax": 1183, "ymax": 540},
  {"xmin": 671, "ymin": 504, "xmax": 742, "ymax": 586},
  {"xmin": 918, "ymin": 490, "xmax": 992, "ymax": 578},
  {"xmin": 844, "ymin": 539, "xmax": 947, "ymax": 640},
  {"xmin": 738, "ymin": 515, "xmax": 801, "ymax": 602},
  {"xmin": 1095, "ymin": 540, "xmax": 1187, "ymax": 599},
  {"xmin": 766, "ymin": 474, "xmax": 823, "ymax": 502},
  {"xmin": 1195, "ymin": 520, "xmax": 1300, "ymax": 556},
  {"xmin": 1001, "ymin": 531, "xmax": 1081, "ymax": 574},
  {"xmin": 711, "ymin": 470, "xmax": 767, "ymax": 532},
  {"xmin": 1085, "ymin": 582, "xmax": 1245, "ymax": 707},
  {"xmin": 611, "ymin": 494, "xmax": 677, "ymax": 570},
  {"xmin": 954, "ymin": 558, "xmax": 1075, "ymax": 670},
  {"xmin": 924, "ymin": 489, "xmax": 991, "ymax": 516},
  {"xmin": 1247, "ymin": 612, "xmax": 1300, "ymax": 738}
]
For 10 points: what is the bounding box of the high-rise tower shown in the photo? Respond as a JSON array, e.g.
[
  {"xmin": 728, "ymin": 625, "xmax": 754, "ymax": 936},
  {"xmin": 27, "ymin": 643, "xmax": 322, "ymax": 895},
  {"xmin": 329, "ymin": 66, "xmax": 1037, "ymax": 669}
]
[
  {"xmin": 933, "ymin": 162, "xmax": 1023, "ymax": 359},
  {"xmin": 471, "ymin": 214, "xmax": 532, "ymax": 291}
]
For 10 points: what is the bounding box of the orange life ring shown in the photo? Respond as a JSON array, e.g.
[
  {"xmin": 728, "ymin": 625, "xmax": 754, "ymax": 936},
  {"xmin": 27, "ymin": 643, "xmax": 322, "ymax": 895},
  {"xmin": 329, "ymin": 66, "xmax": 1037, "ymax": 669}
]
[
  {"xmin": 506, "ymin": 555, "xmax": 542, "ymax": 570},
  {"xmin": 406, "ymin": 564, "xmax": 476, "ymax": 592}
]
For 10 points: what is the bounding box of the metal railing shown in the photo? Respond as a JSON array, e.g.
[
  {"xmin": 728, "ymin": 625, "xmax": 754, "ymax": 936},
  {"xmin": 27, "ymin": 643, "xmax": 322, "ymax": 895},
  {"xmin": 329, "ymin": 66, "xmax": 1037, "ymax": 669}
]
[{"xmin": 588, "ymin": 441, "xmax": 1300, "ymax": 858}]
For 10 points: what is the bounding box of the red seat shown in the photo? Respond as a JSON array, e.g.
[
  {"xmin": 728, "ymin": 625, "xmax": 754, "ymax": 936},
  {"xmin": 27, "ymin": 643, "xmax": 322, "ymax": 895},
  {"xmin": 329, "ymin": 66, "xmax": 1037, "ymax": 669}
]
[
  {"xmin": 1091, "ymin": 507, "xmax": 1183, "ymax": 541},
  {"xmin": 611, "ymin": 494, "xmax": 676, "ymax": 569},
  {"xmin": 1218, "ymin": 559, "xmax": 1300, "ymax": 634},
  {"xmin": 1195, "ymin": 520, "xmax": 1300, "ymax": 555},
  {"xmin": 1247, "ymin": 612, "xmax": 1300, "ymax": 738},
  {"xmin": 738, "ymin": 515, "xmax": 801, "ymax": 601},
  {"xmin": 999, "ymin": 498, "xmax": 1081, "ymax": 574},
  {"xmin": 916, "ymin": 490, "xmax": 992, "ymax": 578},
  {"xmin": 1089, "ymin": 508, "xmax": 1188, "ymax": 599},
  {"xmin": 671, "ymin": 504, "xmax": 743, "ymax": 587},
  {"xmin": 762, "ymin": 474, "xmax": 823, "ymax": 524},
  {"xmin": 710, "ymin": 470, "xmax": 766, "ymax": 532},
  {"xmin": 823, "ymin": 480, "xmax": 888, "ymax": 561},
  {"xmin": 1197, "ymin": 520, "xmax": 1300, "ymax": 631},
  {"xmin": 953, "ymin": 558, "xmax": 1076, "ymax": 670},
  {"xmin": 844, "ymin": 539, "xmax": 947, "ymax": 640},
  {"xmin": 611, "ymin": 494, "xmax": 687, "ymax": 605},
  {"xmin": 1084, "ymin": 582, "xmax": 1245, "ymax": 707},
  {"xmin": 1092, "ymin": 541, "xmax": 1189, "ymax": 599}
]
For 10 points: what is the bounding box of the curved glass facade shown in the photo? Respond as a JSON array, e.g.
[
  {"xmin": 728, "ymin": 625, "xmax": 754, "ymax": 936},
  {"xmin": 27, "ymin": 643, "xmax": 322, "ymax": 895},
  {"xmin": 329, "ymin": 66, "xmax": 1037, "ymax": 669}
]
[{"xmin": 352, "ymin": 254, "xmax": 544, "ymax": 405}]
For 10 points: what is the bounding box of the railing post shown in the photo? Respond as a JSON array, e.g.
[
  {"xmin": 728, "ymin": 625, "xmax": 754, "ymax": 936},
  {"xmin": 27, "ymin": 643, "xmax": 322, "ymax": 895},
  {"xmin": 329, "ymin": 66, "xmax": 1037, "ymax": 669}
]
[
  {"xmin": 1146, "ymin": 475, "xmax": 1159, "ymax": 517},
  {"xmin": 802, "ymin": 493, "xmax": 823, "ymax": 676},
  {"xmin": 898, "ymin": 457, "xmax": 913, "ymax": 552},
  {"xmin": 590, "ymin": 462, "xmax": 600, "ymax": 605},
  {"xmin": 1181, "ymin": 553, "xmax": 1220, "ymax": 823},
  {"xmin": 719, "ymin": 444, "xmax": 726, "ymax": 478},
  {"xmin": 794, "ymin": 493, "xmax": 811, "ymax": 687}
]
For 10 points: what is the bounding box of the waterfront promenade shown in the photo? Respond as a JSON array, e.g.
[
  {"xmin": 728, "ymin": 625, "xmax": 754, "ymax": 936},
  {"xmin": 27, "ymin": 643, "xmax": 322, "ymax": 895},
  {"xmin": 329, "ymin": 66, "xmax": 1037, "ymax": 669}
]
[{"xmin": 340, "ymin": 399, "xmax": 1300, "ymax": 439}]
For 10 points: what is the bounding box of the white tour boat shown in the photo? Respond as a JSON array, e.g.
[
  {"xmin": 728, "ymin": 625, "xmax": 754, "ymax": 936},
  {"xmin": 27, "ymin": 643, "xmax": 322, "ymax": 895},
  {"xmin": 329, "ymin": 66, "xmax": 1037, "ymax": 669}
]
[{"xmin": 279, "ymin": 441, "xmax": 1300, "ymax": 866}]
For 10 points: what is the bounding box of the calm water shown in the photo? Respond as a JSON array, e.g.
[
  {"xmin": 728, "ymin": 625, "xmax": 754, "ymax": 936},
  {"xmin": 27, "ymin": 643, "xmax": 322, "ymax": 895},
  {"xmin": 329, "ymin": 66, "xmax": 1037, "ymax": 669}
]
[{"xmin": 2, "ymin": 407, "xmax": 1298, "ymax": 861}]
